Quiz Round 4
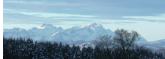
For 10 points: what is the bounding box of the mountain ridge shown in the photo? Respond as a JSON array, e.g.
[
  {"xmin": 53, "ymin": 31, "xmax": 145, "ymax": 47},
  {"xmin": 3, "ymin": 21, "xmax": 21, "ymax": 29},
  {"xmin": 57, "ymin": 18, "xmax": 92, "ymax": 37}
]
[
  {"xmin": 4, "ymin": 23, "xmax": 112, "ymax": 43},
  {"xmin": 3, "ymin": 23, "xmax": 165, "ymax": 48}
]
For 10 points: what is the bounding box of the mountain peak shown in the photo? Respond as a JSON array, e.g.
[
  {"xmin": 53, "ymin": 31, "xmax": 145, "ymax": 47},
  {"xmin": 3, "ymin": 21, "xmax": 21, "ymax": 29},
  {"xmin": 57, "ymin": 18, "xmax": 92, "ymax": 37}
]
[
  {"xmin": 89, "ymin": 23, "xmax": 101, "ymax": 27},
  {"xmin": 37, "ymin": 24, "xmax": 55, "ymax": 29},
  {"xmin": 41, "ymin": 24, "xmax": 54, "ymax": 28},
  {"xmin": 83, "ymin": 23, "xmax": 103, "ymax": 29}
]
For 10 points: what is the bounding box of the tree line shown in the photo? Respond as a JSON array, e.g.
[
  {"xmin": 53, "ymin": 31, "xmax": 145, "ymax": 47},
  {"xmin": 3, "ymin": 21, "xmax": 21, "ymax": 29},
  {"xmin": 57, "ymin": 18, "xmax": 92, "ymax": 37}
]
[{"xmin": 3, "ymin": 29, "xmax": 165, "ymax": 59}]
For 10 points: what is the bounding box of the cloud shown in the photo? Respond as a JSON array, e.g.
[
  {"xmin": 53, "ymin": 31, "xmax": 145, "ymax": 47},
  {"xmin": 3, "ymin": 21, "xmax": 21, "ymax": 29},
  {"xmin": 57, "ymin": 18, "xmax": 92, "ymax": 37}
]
[
  {"xmin": 122, "ymin": 14, "xmax": 165, "ymax": 22},
  {"xmin": 4, "ymin": 8, "xmax": 141, "ymax": 24},
  {"xmin": 4, "ymin": 8, "xmax": 140, "ymax": 26},
  {"xmin": 4, "ymin": 0, "xmax": 43, "ymax": 4},
  {"xmin": 4, "ymin": 0, "xmax": 83, "ymax": 7},
  {"xmin": 4, "ymin": 9, "xmax": 96, "ymax": 19}
]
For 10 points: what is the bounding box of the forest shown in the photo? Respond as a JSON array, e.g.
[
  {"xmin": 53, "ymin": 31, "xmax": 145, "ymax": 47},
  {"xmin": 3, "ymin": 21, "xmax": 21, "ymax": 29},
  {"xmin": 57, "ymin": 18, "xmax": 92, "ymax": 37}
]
[{"xmin": 3, "ymin": 29, "xmax": 165, "ymax": 59}]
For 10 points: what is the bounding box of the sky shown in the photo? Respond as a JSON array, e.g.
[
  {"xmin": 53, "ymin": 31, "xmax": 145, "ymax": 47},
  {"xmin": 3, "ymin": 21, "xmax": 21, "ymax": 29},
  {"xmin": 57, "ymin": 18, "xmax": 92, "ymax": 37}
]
[{"xmin": 3, "ymin": 0, "xmax": 165, "ymax": 41}]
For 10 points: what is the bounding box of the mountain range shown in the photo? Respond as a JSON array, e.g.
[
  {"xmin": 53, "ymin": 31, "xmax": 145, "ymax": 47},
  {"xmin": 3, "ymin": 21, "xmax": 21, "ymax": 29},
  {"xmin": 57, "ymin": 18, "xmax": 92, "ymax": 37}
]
[
  {"xmin": 4, "ymin": 23, "xmax": 112, "ymax": 44},
  {"xmin": 3, "ymin": 23, "xmax": 165, "ymax": 49}
]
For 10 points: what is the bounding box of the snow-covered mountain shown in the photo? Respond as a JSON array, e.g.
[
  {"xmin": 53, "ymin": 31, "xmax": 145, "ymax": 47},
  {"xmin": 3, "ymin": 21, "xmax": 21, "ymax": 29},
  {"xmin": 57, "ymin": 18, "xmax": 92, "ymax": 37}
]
[
  {"xmin": 146, "ymin": 39, "xmax": 165, "ymax": 49},
  {"xmin": 4, "ymin": 23, "xmax": 112, "ymax": 44},
  {"xmin": 28, "ymin": 24, "xmax": 63, "ymax": 41},
  {"xmin": 3, "ymin": 23, "xmax": 165, "ymax": 49},
  {"xmin": 50, "ymin": 23, "xmax": 112, "ymax": 44},
  {"xmin": 4, "ymin": 24, "xmax": 63, "ymax": 41},
  {"xmin": 4, "ymin": 28, "xmax": 30, "ymax": 39}
]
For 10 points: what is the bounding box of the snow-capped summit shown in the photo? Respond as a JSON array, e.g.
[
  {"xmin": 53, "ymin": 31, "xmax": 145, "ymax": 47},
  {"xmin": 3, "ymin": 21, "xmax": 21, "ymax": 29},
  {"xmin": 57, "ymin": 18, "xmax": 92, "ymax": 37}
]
[
  {"xmin": 35, "ymin": 24, "xmax": 62, "ymax": 30},
  {"xmin": 80, "ymin": 23, "xmax": 103, "ymax": 30},
  {"xmin": 28, "ymin": 24, "xmax": 63, "ymax": 41},
  {"xmin": 50, "ymin": 23, "xmax": 112, "ymax": 44},
  {"xmin": 39, "ymin": 24, "xmax": 55, "ymax": 29},
  {"xmin": 83, "ymin": 23, "xmax": 102, "ymax": 28},
  {"xmin": 41, "ymin": 24, "xmax": 53, "ymax": 27}
]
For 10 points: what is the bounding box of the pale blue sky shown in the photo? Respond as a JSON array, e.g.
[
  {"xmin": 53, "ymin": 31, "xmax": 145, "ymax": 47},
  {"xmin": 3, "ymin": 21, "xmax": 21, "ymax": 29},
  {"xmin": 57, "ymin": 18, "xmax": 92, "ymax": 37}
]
[{"xmin": 3, "ymin": 0, "xmax": 165, "ymax": 41}]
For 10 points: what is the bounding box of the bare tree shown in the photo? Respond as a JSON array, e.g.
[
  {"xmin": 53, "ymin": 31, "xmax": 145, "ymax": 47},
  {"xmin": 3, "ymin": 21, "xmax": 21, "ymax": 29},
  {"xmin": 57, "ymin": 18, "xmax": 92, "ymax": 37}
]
[
  {"xmin": 113, "ymin": 29, "xmax": 139, "ymax": 49},
  {"xmin": 94, "ymin": 35, "xmax": 112, "ymax": 49}
]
